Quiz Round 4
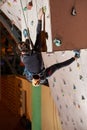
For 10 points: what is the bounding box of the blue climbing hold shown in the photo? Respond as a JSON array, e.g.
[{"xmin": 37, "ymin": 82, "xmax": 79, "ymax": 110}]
[
  {"xmin": 23, "ymin": 29, "xmax": 28, "ymax": 38},
  {"xmin": 53, "ymin": 38, "xmax": 62, "ymax": 47}
]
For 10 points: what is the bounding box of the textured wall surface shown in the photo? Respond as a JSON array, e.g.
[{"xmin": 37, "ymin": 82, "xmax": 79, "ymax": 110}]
[
  {"xmin": 0, "ymin": 0, "xmax": 21, "ymax": 30},
  {"xmin": 50, "ymin": 0, "xmax": 87, "ymax": 51},
  {"xmin": 42, "ymin": 49, "xmax": 87, "ymax": 130}
]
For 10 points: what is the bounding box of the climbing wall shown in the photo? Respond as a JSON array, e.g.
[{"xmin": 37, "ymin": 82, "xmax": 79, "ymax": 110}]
[
  {"xmin": 0, "ymin": 0, "xmax": 21, "ymax": 30},
  {"xmin": 0, "ymin": 0, "xmax": 52, "ymax": 52},
  {"xmin": 0, "ymin": 0, "xmax": 6, "ymax": 7},
  {"xmin": 49, "ymin": 0, "xmax": 87, "ymax": 51},
  {"xmin": 42, "ymin": 49, "xmax": 87, "ymax": 130},
  {"xmin": 21, "ymin": 0, "xmax": 52, "ymax": 52}
]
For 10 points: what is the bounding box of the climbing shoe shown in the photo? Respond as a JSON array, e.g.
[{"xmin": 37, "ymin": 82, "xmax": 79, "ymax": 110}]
[{"xmin": 74, "ymin": 50, "xmax": 80, "ymax": 58}]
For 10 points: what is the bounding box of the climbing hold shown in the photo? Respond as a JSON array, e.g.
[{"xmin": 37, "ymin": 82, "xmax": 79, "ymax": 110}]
[
  {"xmin": 69, "ymin": 67, "xmax": 72, "ymax": 71},
  {"xmin": 57, "ymin": 95, "xmax": 59, "ymax": 100},
  {"xmin": 52, "ymin": 83, "xmax": 55, "ymax": 87},
  {"xmin": 61, "ymin": 51, "xmax": 65, "ymax": 56},
  {"xmin": 61, "ymin": 121, "xmax": 63, "ymax": 124},
  {"xmin": 17, "ymin": 16, "xmax": 21, "ymax": 21},
  {"xmin": 53, "ymin": 77, "xmax": 56, "ymax": 82},
  {"xmin": 61, "ymin": 89, "xmax": 64, "ymax": 93},
  {"xmin": 82, "ymin": 95, "xmax": 85, "ymax": 100},
  {"xmin": 31, "ymin": 20, "xmax": 34, "ymax": 25},
  {"xmin": 7, "ymin": 2, "xmax": 11, "ymax": 7},
  {"xmin": 73, "ymin": 84, "xmax": 76, "ymax": 90},
  {"xmin": 73, "ymin": 101, "xmax": 76, "ymax": 106},
  {"xmin": 74, "ymin": 128, "xmax": 77, "ymax": 130},
  {"xmin": 7, "ymin": 10, "xmax": 12, "ymax": 15},
  {"xmin": 65, "ymin": 104, "xmax": 68, "ymax": 108},
  {"xmin": 42, "ymin": 6, "xmax": 46, "ymax": 13},
  {"xmin": 63, "ymin": 79, "xmax": 66, "ymax": 85},
  {"xmin": 71, "ymin": 6, "xmax": 77, "ymax": 16},
  {"xmin": 23, "ymin": 29, "xmax": 28, "ymax": 38},
  {"xmin": 13, "ymin": 0, "xmax": 17, "ymax": 2},
  {"xmin": 47, "ymin": 15, "xmax": 50, "ymax": 18},
  {"xmin": 53, "ymin": 38, "xmax": 62, "ymax": 47},
  {"xmin": 27, "ymin": 1, "xmax": 33, "ymax": 10},
  {"xmin": 80, "ymin": 118, "xmax": 83, "ymax": 123},
  {"xmin": 77, "ymin": 62, "xmax": 80, "ymax": 68},
  {"xmin": 79, "ymin": 75, "xmax": 83, "ymax": 80},
  {"xmin": 23, "ymin": 7, "xmax": 27, "ymax": 11},
  {"xmin": 72, "ymin": 118, "xmax": 74, "ymax": 123},
  {"xmin": 78, "ymin": 104, "xmax": 80, "ymax": 108},
  {"xmin": 60, "ymin": 105, "xmax": 62, "ymax": 109}
]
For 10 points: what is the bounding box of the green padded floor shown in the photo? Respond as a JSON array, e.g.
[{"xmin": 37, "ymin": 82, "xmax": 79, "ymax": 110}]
[{"xmin": 32, "ymin": 86, "xmax": 41, "ymax": 130}]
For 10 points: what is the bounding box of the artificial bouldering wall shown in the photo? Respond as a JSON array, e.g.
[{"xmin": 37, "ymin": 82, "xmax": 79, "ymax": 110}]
[
  {"xmin": 50, "ymin": 0, "xmax": 87, "ymax": 51},
  {"xmin": 42, "ymin": 49, "xmax": 87, "ymax": 130}
]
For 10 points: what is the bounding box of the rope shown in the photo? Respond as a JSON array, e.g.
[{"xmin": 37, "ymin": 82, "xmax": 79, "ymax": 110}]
[
  {"xmin": 20, "ymin": 0, "xmax": 28, "ymax": 31},
  {"xmin": 20, "ymin": 0, "xmax": 34, "ymax": 49},
  {"xmin": 25, "ymin": 0, "xmax": 28, "ymax": 25},
  {"xmin": 35, "ymin": 0, "xmax": 38, "ymax": 19}
]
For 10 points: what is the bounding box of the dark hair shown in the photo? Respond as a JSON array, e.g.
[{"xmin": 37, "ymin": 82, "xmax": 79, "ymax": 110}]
[{"xmin": 33, "ymin": 75, "xmax": 40, "ymax": 80}]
